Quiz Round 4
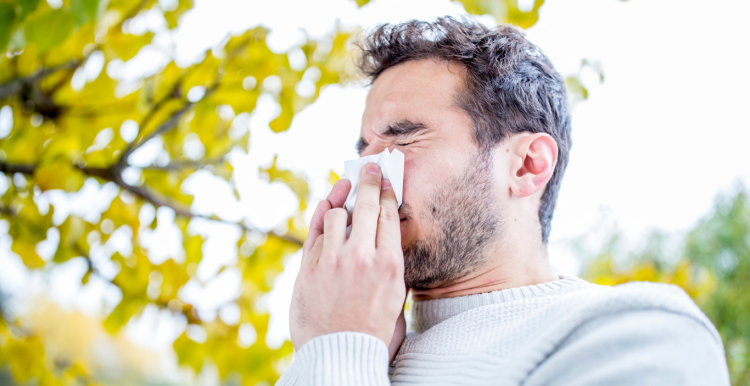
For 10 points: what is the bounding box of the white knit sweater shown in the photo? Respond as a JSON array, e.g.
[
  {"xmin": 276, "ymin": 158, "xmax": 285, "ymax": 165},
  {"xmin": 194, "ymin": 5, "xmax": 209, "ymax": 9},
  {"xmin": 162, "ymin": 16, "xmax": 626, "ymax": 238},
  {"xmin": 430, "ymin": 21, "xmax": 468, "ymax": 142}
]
[{"xmin": 276, "ymin": 275, "xmax": 730, "ymax": 385}]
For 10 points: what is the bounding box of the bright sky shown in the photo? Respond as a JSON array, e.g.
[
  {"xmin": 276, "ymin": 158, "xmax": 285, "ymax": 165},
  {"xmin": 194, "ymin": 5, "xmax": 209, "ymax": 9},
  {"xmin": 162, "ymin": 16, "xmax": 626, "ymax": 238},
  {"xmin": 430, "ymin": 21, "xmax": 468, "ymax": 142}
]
[{"xmin": 0, "ymin": 0, "xmax": 748, "ymax": 383}]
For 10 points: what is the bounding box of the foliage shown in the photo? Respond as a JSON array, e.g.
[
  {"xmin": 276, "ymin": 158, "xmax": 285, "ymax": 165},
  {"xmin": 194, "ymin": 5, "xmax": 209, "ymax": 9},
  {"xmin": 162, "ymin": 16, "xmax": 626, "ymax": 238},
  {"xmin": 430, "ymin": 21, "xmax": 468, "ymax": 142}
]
[
  {"xmin": 0, "ymin": 0, "xmax": 350, "ymax": 383},
  {"xmin": 583, "ymin": 186, "xmax": 750, "ymax": 386},
  {"xmin": 0, "ymin": 0, "xmax": 562, "ymax": 384}
]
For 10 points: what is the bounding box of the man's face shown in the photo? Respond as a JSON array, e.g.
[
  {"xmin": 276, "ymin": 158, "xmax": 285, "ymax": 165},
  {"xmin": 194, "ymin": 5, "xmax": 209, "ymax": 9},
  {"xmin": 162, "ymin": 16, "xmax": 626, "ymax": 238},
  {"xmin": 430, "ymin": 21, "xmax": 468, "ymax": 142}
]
[{"xmin": 359, "ymin": 59, "xmax": 504, "ymax": 289}]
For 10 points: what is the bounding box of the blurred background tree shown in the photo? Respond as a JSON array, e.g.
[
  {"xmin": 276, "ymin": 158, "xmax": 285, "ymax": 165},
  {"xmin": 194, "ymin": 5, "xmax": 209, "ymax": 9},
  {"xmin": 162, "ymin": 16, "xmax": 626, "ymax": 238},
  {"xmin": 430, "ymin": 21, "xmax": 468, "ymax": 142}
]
[
  {"xmin": 582, "ymin": 185, "xmax": 750, "ymax": 385},
  {"xmin": 1, "ymin": 0, "xmax": 747, "ymax": 385}
]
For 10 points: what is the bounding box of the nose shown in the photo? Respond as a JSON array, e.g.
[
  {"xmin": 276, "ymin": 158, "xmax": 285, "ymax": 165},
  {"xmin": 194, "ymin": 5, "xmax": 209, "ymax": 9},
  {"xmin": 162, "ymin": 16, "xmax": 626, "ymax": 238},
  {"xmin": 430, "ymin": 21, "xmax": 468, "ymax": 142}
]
[{"xmin": 360, "ymin": 143, "xmax": 391, "ymax": 157}]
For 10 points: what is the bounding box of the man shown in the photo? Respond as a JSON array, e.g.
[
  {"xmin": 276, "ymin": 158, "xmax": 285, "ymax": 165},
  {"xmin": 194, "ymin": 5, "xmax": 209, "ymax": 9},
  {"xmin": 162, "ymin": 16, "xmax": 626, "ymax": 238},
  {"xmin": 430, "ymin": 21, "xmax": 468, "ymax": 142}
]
[{"xmin": 277, "ymin": 17, "xmax": 730, "ymax": 385}]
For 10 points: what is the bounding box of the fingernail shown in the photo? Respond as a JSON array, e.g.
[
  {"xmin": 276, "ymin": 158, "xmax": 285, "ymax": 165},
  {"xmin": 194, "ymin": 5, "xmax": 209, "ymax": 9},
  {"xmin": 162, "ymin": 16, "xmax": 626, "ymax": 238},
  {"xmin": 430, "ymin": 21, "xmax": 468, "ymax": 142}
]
[
  {"xmin": 366, "ymin": 163, "xmax": 379, "ymax": 175},
  {"xmin": 382, "ymin": 179, "xmax": 391, "ymax": 190}
]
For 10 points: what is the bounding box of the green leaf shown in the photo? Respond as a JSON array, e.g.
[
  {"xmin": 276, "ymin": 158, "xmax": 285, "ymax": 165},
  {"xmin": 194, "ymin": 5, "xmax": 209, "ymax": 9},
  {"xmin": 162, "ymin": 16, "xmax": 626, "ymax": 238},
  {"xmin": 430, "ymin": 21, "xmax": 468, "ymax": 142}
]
[
  {"xmin": 565, "ymin": 75, "xmax": 588, "ymax": 101},
  {"xmin": 353, "ymin": 0, "xmax": 370, "ymax": 6},
  {"xmin": 18, "ymin": 0, "xmax": 40, "ymax": 20},
  {"xmin": 71, "ymin": 0, "xmax": 100, "ymax": 25},
  {"xmin": 0, "ymin": 3, "xmax": 16, "ymax": 52},
  {"xmin": 24, "ymin": 8, "xmax": 76, "ymax": 53}
]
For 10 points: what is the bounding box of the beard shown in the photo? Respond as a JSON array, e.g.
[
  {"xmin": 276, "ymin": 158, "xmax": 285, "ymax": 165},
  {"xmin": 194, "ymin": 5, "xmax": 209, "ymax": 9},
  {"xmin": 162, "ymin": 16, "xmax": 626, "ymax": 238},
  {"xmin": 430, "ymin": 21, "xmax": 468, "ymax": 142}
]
[{"xmin": 402, "ymin": 152, "xmax": 502, "ymax": 289}]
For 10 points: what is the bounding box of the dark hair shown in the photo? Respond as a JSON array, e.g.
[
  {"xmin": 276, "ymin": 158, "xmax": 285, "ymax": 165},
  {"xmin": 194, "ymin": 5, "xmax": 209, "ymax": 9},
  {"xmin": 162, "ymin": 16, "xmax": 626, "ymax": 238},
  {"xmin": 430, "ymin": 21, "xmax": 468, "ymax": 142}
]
[{"xmin": 355, "ymin": 16, "xmax": 572, "ymax": 242}]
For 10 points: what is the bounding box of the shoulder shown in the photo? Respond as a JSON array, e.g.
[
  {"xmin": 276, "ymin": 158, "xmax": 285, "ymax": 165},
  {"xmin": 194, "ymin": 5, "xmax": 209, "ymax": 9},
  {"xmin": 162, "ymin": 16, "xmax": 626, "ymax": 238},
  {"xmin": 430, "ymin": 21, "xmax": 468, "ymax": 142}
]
[
  {"xmin": 525, "ymin": 308, "xmax": 730, "ymax": 386},
  {"xmin": 522, "ymin": 280, "xmax": 730, "ymax": 385},
  {"xmin": 573, "ymin": 280, "xmax": 721, "ymax": 345},
  {"xmin": 528, "ymin": 279, "xmax": 726, "ymax": 357}
]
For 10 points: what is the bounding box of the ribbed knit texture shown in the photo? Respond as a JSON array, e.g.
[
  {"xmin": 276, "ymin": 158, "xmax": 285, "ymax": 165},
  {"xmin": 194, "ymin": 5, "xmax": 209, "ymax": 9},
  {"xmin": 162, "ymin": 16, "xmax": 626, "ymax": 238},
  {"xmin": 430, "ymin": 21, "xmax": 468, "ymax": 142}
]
[
  {"xmin": 277, "ymin": 275, "xmax": 729, "ymax": 386},
  {"xmin": 277, "ymin": 332, "xmax": 390, "ymax": 386}
]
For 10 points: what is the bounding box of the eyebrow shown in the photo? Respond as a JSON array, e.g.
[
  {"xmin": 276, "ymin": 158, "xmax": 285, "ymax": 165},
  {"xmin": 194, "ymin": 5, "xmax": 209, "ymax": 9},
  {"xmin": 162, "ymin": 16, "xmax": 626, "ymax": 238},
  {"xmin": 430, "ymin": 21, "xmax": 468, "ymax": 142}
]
[{"xmin": 356, "ymin": 119, "xmax": 429, "ymax": 154}]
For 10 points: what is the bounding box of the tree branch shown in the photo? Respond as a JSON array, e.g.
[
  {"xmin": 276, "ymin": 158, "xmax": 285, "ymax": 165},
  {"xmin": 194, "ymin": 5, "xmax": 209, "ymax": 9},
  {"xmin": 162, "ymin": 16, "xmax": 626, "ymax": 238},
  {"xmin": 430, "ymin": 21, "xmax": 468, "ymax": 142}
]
[
  {"xmin": 0, "ymin": 204, "xmax": 16, "ymax": 217},
  {"xmin": 116, "ymin": 80, "xmax": 221, "ymax": 171},
  {"xmin": 0, "ymin": 59, "xmax": 83, "ymax": 101},
  {"xmin": 116, "ymin": 100, "xmax": 195, "ymax": 170},
  {"xmin": 113, "ymin": 34, "xmax": 248, "ymax": 172},
  {"xmin": 0, "ymin": 162, "xmax": 35, "ymax": 174},
  {"xmin": 0, "ymin": 160, "xmax": 304, "ymax": 246},
  {"xmin": 142, "ymin": 155, "xmax": 227, "ymax": 171}
]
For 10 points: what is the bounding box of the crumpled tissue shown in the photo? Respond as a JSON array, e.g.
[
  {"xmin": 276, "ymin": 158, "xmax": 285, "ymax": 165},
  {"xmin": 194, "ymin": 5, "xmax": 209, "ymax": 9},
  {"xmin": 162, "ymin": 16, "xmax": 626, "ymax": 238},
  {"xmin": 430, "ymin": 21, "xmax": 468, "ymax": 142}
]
[{"xmin": 341, "ymin": 148, "xmax": 404, "ymax": 217}]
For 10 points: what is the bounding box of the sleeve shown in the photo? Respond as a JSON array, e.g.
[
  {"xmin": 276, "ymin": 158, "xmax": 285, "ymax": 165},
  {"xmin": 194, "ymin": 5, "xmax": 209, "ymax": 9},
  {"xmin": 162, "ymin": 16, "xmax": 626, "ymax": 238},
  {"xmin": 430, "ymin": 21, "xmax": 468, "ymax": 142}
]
[
  {"xmin": 275, "ymin": 332, "xmax": 391, "ymax": 386},
  {"xmin": 523, "ymin": 310, "xmax": 730, "ymax": 386}
]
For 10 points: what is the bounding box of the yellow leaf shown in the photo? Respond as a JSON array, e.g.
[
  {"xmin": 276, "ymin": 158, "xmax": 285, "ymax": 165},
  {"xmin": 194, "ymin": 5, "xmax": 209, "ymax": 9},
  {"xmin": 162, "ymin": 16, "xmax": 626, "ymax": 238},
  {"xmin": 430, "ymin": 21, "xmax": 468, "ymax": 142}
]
[
  {"xmin": 269, "ymin": 98, "xmax": 294, "ymax": 133},
  {"xmin": 107, "ymin": 30, "xmax": 154, "ymax": 61},
  {"xmin": 34, "ymin": 162, "xmax": 85, "ymax": 192},
  {"xmin": 328, "ymin": 170, "xmax": 340, "ymax": 186},
  {"xmin": 7, "ymin": 335, "xmax": 46, "ymax": 382}
]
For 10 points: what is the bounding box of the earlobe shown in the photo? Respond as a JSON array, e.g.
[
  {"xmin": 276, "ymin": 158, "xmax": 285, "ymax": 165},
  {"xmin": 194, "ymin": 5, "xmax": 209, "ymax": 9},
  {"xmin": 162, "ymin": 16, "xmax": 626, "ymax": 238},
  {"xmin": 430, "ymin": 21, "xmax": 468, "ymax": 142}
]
[{"xmin": 509, "ymin": 133, "xmax": 558, "ymax": 199}]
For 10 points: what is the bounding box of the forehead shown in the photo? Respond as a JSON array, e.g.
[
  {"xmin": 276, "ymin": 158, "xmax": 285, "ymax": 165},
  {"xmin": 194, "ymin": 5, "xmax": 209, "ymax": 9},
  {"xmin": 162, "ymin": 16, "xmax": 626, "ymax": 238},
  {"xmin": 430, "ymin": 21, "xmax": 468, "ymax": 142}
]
[{"xmin": 361, "ymin": 59, "xmax": 466, "ymax": 137}]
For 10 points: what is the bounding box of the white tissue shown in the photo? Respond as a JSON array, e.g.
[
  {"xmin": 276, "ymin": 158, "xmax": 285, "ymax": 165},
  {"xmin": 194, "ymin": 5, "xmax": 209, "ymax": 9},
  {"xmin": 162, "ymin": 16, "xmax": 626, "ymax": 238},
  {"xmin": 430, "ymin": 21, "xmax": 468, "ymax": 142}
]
[{"xmin": 341, "ymin": 148, "xmax": 404, "ymax": 216}]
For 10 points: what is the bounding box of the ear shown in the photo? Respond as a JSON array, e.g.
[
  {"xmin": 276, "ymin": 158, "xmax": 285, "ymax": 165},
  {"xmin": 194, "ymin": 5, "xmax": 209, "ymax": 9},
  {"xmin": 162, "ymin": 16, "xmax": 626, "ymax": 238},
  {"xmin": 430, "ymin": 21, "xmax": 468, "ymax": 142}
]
[{"xmin": 509, "ymin": 133, "xmax": 558, "ymax": 198}]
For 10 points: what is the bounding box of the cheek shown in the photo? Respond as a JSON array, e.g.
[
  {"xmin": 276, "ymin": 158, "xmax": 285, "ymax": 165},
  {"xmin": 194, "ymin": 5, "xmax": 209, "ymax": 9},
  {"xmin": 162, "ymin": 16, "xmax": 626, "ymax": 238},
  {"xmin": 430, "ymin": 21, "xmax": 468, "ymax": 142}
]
[
  {"xmin": 399, "ymin": 160, "xmax": 430, "ymax": 242},
  {"xmin": 402, "ymin": 159, "xmax": 427, "ymax": 208},
  {"xmin": 401, "ymin": 158, "xmax": 440, "ymax": 229}
]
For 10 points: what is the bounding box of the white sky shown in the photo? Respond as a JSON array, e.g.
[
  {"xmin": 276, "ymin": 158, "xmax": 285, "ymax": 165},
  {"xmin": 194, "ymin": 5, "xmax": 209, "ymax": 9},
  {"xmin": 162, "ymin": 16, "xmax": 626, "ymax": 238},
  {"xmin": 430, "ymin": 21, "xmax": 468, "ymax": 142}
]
[{"xmin": 0, "ymin": 0, "xmax": 749, "ymax": 383}]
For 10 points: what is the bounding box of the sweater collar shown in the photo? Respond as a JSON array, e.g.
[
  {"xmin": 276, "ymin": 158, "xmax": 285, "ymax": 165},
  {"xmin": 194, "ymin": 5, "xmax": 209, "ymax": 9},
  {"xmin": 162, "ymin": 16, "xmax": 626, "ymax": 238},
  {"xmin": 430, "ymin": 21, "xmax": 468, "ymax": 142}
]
[{"xmin": 410, "ymin": 275, "xmax": 594, "ymax": 333}]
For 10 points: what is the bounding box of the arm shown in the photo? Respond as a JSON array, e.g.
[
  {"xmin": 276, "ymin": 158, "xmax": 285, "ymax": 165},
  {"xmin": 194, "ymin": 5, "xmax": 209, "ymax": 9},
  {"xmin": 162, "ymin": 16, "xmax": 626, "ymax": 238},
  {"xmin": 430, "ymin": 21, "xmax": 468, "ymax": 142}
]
[
  {"xmin": 276, "ymin": 332, "xmax": 390, "ymax": 386},
  {"xmin": 524, "ymin": 310, "xmax": 730, "ymax": 386}
]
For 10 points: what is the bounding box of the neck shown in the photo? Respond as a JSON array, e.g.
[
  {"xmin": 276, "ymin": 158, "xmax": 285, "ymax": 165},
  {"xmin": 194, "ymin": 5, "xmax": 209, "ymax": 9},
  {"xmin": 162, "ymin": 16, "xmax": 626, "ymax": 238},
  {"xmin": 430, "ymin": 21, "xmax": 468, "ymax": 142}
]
[{"xmin": 410, "ymin": 241, "xmax": 558, "ymax": 301}]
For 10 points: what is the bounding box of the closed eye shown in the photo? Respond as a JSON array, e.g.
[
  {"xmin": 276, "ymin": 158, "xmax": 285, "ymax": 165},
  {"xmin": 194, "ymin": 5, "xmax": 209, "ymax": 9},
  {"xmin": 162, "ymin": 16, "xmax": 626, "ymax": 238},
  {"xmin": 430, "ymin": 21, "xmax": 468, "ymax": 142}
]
[{"xmin": 356, "ymin": 138, "xmax": 369, "ymax": 155}]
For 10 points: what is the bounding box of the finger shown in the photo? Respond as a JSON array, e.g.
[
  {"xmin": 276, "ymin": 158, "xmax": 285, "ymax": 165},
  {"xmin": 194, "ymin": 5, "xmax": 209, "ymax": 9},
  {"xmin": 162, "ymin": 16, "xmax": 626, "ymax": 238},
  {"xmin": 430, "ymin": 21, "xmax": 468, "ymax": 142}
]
[
  {"xmin": 329, "ymin": 178, "xmax": 352, "ymax": 208},
  {"xmin": 302, "ymin": 179, "xmax": 352, "ymax": 258},
  {"xmin": 308, "ymin": 234, "xmax": 325, "ymax": 266},
  {"xmin": 302, "ymin": 200, "xmax": 331, "ymax": 259},
  {"xmin": 322, "ymin": 208, "xmax": 348, "ymax": 254},
  {"xmin": 376, "ymin": 178, "xmax": 401, "ymax": 250},
  {"xmin": 349, "ymin": 163, "xmax": 382, "ymax": 244}
]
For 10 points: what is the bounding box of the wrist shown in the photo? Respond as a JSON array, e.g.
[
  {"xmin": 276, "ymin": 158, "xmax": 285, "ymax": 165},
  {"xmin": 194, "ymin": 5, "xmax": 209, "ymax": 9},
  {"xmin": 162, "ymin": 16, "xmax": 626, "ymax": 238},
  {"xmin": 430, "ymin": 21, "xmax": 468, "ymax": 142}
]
[{"xmin": 294, "ymin": 332, "xmax": 391, "ymax": 385}]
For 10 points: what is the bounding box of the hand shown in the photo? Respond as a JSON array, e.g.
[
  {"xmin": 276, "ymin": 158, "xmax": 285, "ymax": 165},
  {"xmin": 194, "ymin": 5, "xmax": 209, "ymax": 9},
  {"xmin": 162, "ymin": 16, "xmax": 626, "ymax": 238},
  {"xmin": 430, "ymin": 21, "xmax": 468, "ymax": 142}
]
[{"xmin": 290, "ymin": 163, "xmax": 406, "ymax": 352}]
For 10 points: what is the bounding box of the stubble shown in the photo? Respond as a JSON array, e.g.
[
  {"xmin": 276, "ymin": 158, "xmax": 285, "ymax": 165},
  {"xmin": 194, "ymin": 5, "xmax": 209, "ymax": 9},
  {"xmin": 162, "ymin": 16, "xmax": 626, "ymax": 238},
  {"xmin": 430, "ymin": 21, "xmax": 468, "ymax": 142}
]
[{"xmin": 402, "ymin": 152, "xmax": 502, "ymax": 289}]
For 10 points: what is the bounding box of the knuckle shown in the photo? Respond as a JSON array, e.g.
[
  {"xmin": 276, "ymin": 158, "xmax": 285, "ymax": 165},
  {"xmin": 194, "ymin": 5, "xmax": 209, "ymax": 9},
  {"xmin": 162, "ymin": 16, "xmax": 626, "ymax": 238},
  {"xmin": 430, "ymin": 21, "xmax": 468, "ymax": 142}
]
[
  {"xmin": 360, "ymin": 175, "xmax": 382, "ymax": 188},
  {"xmin": 319, "ymin": 254, "xmax": 339, "ymax": 269},
  {"xmin": 379, "ymin": 206, "xmax": 399, "ymax": 222},
  {"xmin": 350, "ymin": 245, "xmax": 371, "ymax": 260},
  {"xmin": 313, "ymin": 200, "xmax": 329, "ymax": 217},
  {"xmin": 312, "ymin": 234, "xmax": 325, "ymax": 249},
  {"xmin": 330, "ymin": 207, "xmax": 348, "ymax": 218},
  {"xmin": 357, "ymin": 200, "xmax": 381, "ymax": 216},
  {"xmin": 380, "ymin": 257, "xmax": 401, "ymax": 278},
  {"xmin": 323, "ymin": 208, "xmax": 344, "ymax": 223},
  {"xmin": 352, "ymin": 254, "xmax": 372, "ymax": 270}
]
